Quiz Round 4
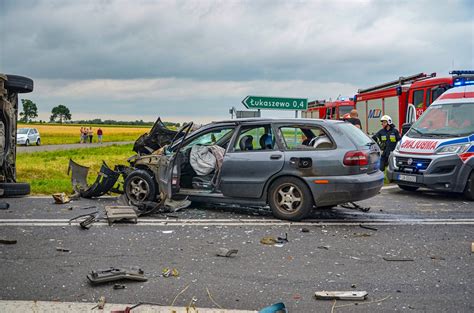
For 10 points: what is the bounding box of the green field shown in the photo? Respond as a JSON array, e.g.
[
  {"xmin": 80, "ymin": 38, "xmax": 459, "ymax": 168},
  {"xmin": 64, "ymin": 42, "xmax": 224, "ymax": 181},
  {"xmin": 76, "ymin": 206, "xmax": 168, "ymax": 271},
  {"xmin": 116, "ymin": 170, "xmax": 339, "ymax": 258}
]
[
  {"xmin": 16, "ymin": 144, "xmax": 133, "ymax": 195},
  {"xmin": 17, "ymin": 123, "xmax": 152, "ymax": 145}
]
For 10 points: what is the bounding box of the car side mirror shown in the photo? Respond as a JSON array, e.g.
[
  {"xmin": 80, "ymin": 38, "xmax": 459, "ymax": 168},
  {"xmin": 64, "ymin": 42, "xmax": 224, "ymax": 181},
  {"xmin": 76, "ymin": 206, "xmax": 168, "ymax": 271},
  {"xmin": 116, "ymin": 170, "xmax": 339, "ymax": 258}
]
[{"xmin": 401, "ymin": 123, "xmax": 412, "ymax": 136}]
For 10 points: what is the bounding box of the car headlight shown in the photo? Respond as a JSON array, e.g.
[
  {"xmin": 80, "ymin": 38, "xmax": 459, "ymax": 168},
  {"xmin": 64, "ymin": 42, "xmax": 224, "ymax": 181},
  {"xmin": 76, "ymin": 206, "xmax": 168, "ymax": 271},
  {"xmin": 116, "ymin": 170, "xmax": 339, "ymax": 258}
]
[{"xmin": 435, "ymin": 143, "xmax": 471, "ymax": 155}]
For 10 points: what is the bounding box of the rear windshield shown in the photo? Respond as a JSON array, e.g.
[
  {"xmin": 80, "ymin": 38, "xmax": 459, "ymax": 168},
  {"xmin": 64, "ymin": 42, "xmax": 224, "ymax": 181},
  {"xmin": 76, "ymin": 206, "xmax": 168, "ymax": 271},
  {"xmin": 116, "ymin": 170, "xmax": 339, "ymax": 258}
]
[
  {"xmin": 17, "ymin": 129, "xmax": 29, "ymax": 134},
  {"xmin": 408, "ymin": 102, "xmax": 474, "ymax": 138},
  {"xmin": 337, "ymin": 122, "xmax": 373, "ymax": 146}
]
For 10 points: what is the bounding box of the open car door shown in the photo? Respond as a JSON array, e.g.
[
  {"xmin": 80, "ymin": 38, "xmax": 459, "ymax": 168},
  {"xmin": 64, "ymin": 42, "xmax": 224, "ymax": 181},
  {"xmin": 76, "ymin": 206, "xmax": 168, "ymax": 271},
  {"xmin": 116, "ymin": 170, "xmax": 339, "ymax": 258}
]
[{"xmin": 157, "ymin": 122, "xmax": 194, "ymax": 200}]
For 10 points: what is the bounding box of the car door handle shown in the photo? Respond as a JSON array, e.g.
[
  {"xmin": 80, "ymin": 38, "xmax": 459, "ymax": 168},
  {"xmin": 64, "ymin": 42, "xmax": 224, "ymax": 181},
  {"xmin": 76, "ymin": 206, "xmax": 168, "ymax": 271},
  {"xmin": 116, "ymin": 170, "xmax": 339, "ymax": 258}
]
[{"xmin": 270, "ymin": 154, "xmax": 282, "ymax": 160}]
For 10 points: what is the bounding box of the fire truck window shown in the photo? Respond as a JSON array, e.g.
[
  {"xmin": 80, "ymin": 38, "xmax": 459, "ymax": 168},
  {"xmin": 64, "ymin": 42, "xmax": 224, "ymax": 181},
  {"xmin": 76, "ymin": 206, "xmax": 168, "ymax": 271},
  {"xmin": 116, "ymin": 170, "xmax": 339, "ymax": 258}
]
[
  {"xmin": 432, "ymin": 87, "xmax": 446, "ymax": 102},
  {"xmin": 413, "ymin": 90, "xmax": 424, "ymax": 109},
  {"xmin": 331, "ymin": 107, "xmax": 336, "ymax": 118},
  {"xmin": 425, "ymin": 89, "xmax": 431, "ymax": 107}
]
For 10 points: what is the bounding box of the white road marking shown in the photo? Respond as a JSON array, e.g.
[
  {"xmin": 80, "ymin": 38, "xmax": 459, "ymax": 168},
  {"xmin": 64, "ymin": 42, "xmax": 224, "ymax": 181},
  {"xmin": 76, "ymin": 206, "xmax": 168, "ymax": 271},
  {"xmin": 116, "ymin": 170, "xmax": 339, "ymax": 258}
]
[{"xmin": 1, "ymin": 218, "xmax": 473, "ymax": 227}]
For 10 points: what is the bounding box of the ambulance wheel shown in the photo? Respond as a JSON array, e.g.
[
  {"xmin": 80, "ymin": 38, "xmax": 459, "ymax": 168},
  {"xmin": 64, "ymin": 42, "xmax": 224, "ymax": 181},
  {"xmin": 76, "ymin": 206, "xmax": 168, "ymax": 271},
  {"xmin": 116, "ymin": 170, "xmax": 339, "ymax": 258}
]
[
  {"xmin": 463, "ymin": 171, "xmax": 474, "ymax": 201},
  {"xmin": 398, "ymin": 184, "xmax": 419, "ymax": 192}
]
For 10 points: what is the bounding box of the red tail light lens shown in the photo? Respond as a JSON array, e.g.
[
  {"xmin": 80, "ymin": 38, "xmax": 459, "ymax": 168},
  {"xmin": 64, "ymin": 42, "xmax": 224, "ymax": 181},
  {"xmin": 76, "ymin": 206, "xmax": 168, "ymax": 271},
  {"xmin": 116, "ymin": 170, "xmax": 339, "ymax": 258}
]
[{"xmin": 343, "ymin": 151, "xmax": 369, "ymax": 166}]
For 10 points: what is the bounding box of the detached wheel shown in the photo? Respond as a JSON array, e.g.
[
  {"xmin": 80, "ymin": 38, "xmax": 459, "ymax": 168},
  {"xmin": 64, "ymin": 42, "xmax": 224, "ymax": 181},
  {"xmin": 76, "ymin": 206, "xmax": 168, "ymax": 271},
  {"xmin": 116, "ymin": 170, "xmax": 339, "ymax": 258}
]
[
  {"xmin": 36, "ymin": 138, "xmax": 41, "ymax": 146},
  {"xmin": 124, "ymin": 170, "xmax": 157, "ymax": 203},
  {"xmin": 398, "ymin": 184, "xmax": 419, "ymax": 192},
  {"xmin": 0, "ymin": 182, "xmax": 30, "ymax": 197},
  {"xmin": 464, "ymin": 171, "xmax": 474, "ymax": 201},
  {"xmin": 268, "ymin": 177, "xmax": 313, "ymax": 221}
]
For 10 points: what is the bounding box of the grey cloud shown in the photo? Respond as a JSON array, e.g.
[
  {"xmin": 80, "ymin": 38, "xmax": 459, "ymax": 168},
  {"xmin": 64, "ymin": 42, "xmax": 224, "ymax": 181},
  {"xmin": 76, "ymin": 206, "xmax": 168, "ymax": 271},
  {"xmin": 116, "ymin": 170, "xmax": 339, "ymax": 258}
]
[{"xmin": 2, "ymin": 0, "xmax": 472, "ymax": 86}]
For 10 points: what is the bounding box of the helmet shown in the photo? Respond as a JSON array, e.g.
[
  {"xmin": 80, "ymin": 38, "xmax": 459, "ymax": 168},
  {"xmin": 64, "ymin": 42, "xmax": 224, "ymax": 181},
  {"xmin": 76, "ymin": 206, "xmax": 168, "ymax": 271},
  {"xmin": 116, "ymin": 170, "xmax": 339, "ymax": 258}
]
[{"xmin": 380, "ymin": 115, "xmax": 392, "ymax": 124}]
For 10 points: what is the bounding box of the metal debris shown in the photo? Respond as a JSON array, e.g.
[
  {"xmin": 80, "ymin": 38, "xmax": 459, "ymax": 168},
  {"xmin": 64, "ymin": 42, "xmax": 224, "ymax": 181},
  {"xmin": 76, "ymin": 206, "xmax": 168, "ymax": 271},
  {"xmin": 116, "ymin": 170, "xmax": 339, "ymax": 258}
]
[
  {"xmin": 0, "ymin": 202, "xmax": 10, "ymax": 210},
  {"xmin": 383, "ymin": 257, "xmax": 414, "ymax": 262},
  {"xmin": 113, "ymin": 284, "xmax": 126, "ymax": 290},
  {"xmin": 340, "ymin": 202, "xmax": 370, "ymax": 212},
  {"xmin": 162, "ymin": 267, "xmax": 179, "ymax": 278},
  {"xmin": 359, "ymin": 224, "xmax": 378, "ymax": 231},
  {"xmin": 301, "ymin": 228, "xmax": 310, "ymax": 233},
  {"xmin": 0, "ymin": 238, "xmax": 17, "ymax": 244},
  {"xmin": 87, "ymin": 267, "xmax": 148, "ymax": 285},
  {"xmin": 314, "ymin": 291, "xmax": 368, "ymax": 300},
  {"xmin": 105, "ymin": 206, "xmax": 138, "ymax": 225},
  {"xmin": 216, "ymin": 248, "xmax": 238, "ymax": 257},
  {"xmin": 56, "ymin": 247, "xmax": 70, "ymax": 252}
]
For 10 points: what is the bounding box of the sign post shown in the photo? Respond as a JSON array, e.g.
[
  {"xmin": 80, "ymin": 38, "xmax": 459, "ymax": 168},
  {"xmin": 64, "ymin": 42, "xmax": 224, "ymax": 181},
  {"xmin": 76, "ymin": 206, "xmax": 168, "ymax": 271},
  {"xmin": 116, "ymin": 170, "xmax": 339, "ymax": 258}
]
[{"xmin": 242, "ymin": 96, "xmax": 308, "ymax": 111}]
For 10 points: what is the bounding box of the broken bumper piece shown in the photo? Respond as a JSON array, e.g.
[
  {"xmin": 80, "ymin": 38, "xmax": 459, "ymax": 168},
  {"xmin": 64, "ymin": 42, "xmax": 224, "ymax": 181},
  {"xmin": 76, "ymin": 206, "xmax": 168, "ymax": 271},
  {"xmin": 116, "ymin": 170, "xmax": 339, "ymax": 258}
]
[
  {"xmin": 68, "ymin": 159, "xmax": 121, "ymax": 198},
  {"xmin": 87, "ymin": 267, "xmax": 148, "ymax": 285}
]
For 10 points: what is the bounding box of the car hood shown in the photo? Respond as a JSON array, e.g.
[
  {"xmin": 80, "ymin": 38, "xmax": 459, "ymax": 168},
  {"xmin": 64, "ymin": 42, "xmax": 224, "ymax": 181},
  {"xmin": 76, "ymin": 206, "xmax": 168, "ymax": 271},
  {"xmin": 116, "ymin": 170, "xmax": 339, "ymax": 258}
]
[{"xmin": 132, "ymin": 117, "xmax": 182, "ymax": 154}]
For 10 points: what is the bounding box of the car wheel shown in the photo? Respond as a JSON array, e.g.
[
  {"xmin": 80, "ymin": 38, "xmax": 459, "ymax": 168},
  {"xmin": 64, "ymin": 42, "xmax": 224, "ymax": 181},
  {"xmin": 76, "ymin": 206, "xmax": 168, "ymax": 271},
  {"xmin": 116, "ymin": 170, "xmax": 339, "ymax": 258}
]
[
  {"xmin": 36, "ymin": 138, "xmax": 41, "ymax": 146},
  {"xmin": 398, "ymin": 184, "xmax": 419, "ymax": 192},
  {"xmin": 464, "ymin": 171, "xmax": 474, "ymax": 201},
  {"xmin": 0, "ymin": 182, "xmax": 30, "ymax": 197},
  {"xmin": 25, "ymin": 139, "xmax": 29, "ymax": 146},
  {"xmin": 124, "ymin": 170, "xmax": 157, "ymax": 203},
  {"xmin": 5, "ymin": 74, "xmax": 34, "ymax": 94},
  {"xmin": 268, "ymin": 177, "xmax": 313, "ymax": 221}
]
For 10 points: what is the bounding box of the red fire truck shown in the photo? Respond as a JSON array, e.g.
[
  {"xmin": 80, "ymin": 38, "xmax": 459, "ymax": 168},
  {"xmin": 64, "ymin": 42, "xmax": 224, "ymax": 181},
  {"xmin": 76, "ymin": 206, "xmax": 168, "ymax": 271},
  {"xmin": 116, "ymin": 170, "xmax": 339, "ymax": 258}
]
[
  {"xmin": 354, "ymin": 70, "xmax": 474, "ymax": 135},
  {"xmin": 302, "ymin": 98, "xmax": 354, "ymax": 120}
]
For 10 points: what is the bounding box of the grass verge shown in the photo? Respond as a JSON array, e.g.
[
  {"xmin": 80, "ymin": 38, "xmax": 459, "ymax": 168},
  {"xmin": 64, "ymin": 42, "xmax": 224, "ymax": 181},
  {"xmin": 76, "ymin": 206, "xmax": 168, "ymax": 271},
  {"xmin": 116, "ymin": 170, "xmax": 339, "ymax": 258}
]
[{"xmin": 16, "ymin": 144, "xmax": 134, "ymax": 195}]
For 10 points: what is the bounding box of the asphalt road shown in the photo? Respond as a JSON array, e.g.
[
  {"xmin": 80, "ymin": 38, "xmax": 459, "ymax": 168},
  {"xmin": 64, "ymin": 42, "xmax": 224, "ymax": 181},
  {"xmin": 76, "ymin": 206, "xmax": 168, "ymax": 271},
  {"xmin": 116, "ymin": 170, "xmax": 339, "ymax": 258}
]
[
  {"xmin": 17, "ymin": 141, "xmax": 134, "ymax": 153},
  {"xmin": 0, "ymin": 187, "xmax": 473, "ymax": 312}
]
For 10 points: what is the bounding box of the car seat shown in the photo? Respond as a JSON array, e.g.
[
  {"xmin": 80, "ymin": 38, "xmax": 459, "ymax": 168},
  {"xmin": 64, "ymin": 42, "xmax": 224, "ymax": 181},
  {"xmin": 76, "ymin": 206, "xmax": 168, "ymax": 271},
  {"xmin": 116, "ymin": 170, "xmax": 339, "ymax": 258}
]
[
  {"xmin": 259, "ymin": 134, "xmax": 273, "ymax": 150},
  {"xmin": 310, "ymin": 135, "xmax": 332, "ymax": 149},
  {"xmin": 239, "ymin": 135, "xmax": 254, "ymax": 151}
]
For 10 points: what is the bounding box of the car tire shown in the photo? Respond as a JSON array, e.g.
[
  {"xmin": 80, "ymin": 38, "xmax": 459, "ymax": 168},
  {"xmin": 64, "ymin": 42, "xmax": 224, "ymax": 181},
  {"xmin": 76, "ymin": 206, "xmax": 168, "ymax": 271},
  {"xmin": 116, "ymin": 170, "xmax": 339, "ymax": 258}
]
[
  {"xmin": 0, "ymin": 182, "xmax": 30, "ymax": 197},
  {"xmin": 36, "ymin": 138, "xmax": 41, "ymax": 146},
  {"xmin": 463, "ymin": 171, "xmax": 474, "ymax": 201},
  {"xmin": 5, "ymin": 74, "xmax": 34, "ymax": 94},
  {"xmin": 25, "ymin": 139, "xmax": 29, "ymax": 146},
  {"xmin": 398, "ymin": 184, "xmax": 419, "ymax": 192},
  {"xmin": 124, "ymin": 170, "xmax": 157, "ymax": 203},
  {"xmin": 268, "ymin": 177, "xmax": 313, "ymax": 221}
]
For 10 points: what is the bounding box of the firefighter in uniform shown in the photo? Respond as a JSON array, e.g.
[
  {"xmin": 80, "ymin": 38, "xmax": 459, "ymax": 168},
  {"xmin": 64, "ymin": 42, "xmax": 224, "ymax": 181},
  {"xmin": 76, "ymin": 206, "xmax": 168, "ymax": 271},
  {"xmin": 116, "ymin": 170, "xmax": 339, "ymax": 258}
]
[{"xmin": 372, "ymin": 115, "xmax": 401, "ymax": 171}]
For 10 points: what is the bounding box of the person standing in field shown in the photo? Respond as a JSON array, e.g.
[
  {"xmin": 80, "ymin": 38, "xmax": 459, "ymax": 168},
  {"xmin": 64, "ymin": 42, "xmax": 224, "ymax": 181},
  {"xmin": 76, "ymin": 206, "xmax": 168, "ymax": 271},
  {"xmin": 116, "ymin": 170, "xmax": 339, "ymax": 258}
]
[
  {"xmin": 88, "ymin": 127, "xmax": 93, "ymax": 143},
  {"xmin": 97, "ymin": 128, "xmax": 103, "ymax": 144},
  {"xmin": 80, "ymin": 127, "xmax": 84, "ymax": 143}
]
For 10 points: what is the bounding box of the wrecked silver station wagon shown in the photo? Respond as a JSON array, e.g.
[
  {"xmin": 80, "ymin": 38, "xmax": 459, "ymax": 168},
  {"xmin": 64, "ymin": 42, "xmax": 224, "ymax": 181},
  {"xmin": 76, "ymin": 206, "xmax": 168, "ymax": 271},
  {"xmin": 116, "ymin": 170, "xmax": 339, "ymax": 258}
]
[{"xmin": 123, "ymin": 118, "xmax": 384, "ymax": 221}]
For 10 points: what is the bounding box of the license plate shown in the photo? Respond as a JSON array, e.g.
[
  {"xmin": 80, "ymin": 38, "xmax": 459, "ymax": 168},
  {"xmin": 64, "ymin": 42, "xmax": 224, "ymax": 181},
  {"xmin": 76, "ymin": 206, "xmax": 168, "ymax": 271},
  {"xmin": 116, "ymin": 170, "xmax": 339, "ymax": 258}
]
[{"xmin": 398, "ymin": 174, "xmax": 417, "ymax": 183}]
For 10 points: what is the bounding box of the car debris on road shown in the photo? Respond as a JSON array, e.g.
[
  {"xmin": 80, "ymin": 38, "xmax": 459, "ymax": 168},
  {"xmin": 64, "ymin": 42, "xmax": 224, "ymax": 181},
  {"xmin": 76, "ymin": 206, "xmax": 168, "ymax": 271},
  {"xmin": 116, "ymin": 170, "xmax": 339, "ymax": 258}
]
[
  {"xmin": 216, "ymin": 248, "xmax": 238, "ymax": 257},
  {"xmin": 87, "ymin": 267, "xmax": 148, "ymax": 285},
  {"xmin": 52, "ymin": 192, "xmax": 70, "ymax": 204},
  {"xmin": 314, "ymin": 291, "xmax": 368, "ymax": 300}
]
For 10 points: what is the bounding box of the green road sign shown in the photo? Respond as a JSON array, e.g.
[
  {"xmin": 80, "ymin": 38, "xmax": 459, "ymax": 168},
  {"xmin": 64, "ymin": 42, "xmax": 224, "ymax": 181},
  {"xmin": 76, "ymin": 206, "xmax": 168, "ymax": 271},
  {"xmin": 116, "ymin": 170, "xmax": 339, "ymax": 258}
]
[{"xmin": 242, "ymin": 96, "xmax": 308, "ymax": 111}]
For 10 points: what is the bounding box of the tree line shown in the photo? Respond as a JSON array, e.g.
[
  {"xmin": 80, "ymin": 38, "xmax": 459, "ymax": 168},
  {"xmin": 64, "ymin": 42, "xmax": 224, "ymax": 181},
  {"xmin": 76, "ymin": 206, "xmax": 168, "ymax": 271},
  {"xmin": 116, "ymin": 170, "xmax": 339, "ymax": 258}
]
[{"xmin": 18, "ymin": 99, "xmax": 180, "ymax": 127}]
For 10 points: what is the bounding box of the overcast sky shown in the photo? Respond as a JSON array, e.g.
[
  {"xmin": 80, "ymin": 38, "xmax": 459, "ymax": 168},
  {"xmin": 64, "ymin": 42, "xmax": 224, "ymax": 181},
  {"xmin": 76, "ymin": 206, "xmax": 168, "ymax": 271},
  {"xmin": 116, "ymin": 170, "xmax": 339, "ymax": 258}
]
[{"xmin": 1, "ymin": 0, "xmax": 473, "ymax": 123}]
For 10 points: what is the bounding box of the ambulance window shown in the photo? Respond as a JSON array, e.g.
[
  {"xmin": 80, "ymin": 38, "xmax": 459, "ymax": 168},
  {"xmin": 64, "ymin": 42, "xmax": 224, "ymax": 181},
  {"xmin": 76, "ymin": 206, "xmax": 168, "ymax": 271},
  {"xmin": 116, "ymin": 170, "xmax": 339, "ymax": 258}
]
[
  {"xmin": 413, "ymin": 90, "xmax": 424, "ymax": 109},
  {"xmin": 425, "ymin": 89, "xmax": 431, "ymax": 107}
]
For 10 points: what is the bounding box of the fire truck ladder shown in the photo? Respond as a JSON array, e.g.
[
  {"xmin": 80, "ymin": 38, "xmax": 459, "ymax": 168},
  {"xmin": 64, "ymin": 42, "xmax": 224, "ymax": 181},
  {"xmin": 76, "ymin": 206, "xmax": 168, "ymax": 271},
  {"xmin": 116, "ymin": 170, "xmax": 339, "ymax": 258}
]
[{"xmin": 357, "ymin": 73, "xmax": 436, "ymax": 94}]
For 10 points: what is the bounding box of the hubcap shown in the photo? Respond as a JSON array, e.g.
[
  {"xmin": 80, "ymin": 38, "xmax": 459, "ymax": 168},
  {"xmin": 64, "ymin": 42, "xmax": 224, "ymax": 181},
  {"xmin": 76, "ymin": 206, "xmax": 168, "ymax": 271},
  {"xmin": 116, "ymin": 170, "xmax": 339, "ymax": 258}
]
[
  {"xmin": 126, "ymin": 177, "xmax": 150, "ymax": 202},
  {"xmin": 275, "ymin": 184, "xmax": 302, "ymax": 212}
]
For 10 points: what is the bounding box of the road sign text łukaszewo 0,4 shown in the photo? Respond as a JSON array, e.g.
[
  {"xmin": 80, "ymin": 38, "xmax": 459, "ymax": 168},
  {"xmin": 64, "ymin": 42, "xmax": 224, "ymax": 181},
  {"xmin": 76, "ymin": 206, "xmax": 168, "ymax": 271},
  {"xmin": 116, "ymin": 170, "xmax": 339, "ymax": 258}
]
[{"xmin": 242, "ymin": 96, "xmax": 308, "ymax": 111}]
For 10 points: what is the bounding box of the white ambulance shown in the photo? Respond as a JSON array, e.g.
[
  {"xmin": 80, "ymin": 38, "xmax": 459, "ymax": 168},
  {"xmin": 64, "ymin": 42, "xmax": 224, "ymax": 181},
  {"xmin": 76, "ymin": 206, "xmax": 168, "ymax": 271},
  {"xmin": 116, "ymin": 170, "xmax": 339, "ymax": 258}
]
[{"xmin": 387, "ymin": 84, "xmax": 474, "ymax": 199}]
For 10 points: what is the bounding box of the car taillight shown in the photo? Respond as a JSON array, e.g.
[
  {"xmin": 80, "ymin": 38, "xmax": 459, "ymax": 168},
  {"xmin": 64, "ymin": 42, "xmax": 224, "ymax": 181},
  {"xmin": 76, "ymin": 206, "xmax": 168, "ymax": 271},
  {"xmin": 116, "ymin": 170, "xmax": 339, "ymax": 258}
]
[{"xmin": 343, "ymin": 151, "xmax": 369, "ymax": 166}]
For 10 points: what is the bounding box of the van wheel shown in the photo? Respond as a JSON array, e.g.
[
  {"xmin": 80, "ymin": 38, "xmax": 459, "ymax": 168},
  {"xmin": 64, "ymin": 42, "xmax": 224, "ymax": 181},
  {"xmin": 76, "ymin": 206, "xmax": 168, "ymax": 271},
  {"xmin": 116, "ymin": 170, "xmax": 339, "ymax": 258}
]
[
  {"xmin": 398, "ymin": 184, "xmax": 419, "ymax": 192},
  {"xmin": 25, "ymin": 139, "xmax": 29, "ymax": 146},
  {"xmin": 36, "ymin": 138, "xmax": 41, "ymax": 146},
  {"xmin": 464, "ymin": 171, "xmax": 474, "ymax": 201},
  {"xmin": 268, "ymin": 177, "xmax": 313, "ymax": 221},
  {"xmin": 124, "ymin": 170, "xmax": 157, "ymax": 203}
]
